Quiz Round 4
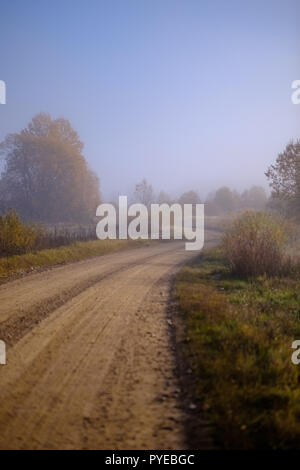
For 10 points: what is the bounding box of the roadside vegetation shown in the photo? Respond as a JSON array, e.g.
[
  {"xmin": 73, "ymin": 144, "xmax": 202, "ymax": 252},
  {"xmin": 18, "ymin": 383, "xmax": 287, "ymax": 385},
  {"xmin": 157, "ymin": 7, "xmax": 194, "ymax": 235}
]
[
  {"xmin": 222, "ymin": 211, "xmax": 297, "ymax": 277},
  {"xmin": 0, "ymin": 210, "xmax": 101, "ymax": 255},
  {"xmin": 0, "ymin": 211, "xmax": 147, "ymax": 283},
  {"xmin": 176, "ymin": 211, "xmax": 300, "ymax": 449},
  {"xmin": 0, "ymin": 237, "xmax": 147, "ymax": 283}
]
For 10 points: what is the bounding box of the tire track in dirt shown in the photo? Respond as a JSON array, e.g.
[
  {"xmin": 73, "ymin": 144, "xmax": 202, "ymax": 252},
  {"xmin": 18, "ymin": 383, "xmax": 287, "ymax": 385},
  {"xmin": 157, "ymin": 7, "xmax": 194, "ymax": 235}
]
[
  {"xmin": 0, "ymin": 242, "xmax": 195, "ymax": 449},
  {"xmin": 0, "ymin": 243, "xmax": 179, "ymax": 347},
  {"xmin": 0, "ymin": 235, "xmax": 219, "ymax": 449}
]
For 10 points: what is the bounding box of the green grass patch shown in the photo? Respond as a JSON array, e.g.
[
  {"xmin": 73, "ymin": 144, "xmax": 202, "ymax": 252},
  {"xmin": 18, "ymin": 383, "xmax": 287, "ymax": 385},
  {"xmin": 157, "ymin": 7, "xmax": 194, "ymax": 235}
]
[
  {"xmin": 0, "ymin": 238, "xmax": 148, "ymax": 283},
  {"xmin": 176, "ymin": 249, "xmax": 300, "ymax": 449}
]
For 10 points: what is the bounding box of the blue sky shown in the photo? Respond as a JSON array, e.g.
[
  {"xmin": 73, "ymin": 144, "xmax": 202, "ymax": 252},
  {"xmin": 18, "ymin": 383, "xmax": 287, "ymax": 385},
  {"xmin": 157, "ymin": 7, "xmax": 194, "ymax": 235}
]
[{"xmin": 0, "ymin": 0, "xmax": 299, "ymax": 199}]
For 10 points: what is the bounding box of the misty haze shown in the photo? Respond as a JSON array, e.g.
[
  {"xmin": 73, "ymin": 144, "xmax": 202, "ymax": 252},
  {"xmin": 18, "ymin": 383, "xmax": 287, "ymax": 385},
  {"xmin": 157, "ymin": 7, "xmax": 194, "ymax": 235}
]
[{"xmin": 0, "ymin": 0, "xmax": 300, "ymax": 455}]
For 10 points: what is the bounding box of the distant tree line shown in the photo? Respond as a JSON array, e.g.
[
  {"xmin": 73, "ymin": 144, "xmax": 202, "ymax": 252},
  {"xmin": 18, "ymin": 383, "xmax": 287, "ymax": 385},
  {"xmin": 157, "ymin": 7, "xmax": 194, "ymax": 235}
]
[
  {"xmin": 0, "ymin": 113, "xmax": 100, "ymax": 223},
  {"xmin": 205, "ymin": 185, "xmax": 267, "ymax": 215},
  {"xmin": 132, "ymin": 179, "xmax": 267, "ymax": 215},
  {"xmin": 133, "ymin": 134, "xmax": 300, "ymax": 220},
  {"xmin": 2, "ymin": 113, "xmax": 296, "ymax": 225}
]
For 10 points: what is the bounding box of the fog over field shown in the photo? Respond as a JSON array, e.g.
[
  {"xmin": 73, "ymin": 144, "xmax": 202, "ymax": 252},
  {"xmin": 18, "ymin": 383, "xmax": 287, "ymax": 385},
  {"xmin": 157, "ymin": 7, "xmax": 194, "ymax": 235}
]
[
  {"xmin": 1, "ymin": 0, "xmax": 299, "ymax": 201},
  {"xmin": 1, "ymin": 0, "xmax": 300, "ymax": 453}
]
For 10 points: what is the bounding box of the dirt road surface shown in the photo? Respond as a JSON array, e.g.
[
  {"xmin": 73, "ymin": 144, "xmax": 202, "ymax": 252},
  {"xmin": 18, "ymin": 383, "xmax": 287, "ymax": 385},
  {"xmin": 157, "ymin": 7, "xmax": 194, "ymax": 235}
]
[{"xmin": 0, "ymin": 240, "xmax": 215, "ymax": 449}]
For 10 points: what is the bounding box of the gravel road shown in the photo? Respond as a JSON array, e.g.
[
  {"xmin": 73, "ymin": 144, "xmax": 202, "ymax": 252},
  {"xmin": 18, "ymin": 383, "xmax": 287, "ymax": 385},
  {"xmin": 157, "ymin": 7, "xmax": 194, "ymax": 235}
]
[{"xmin": 0, "ymin": 241, "xmax": 203, "ymax": 449}]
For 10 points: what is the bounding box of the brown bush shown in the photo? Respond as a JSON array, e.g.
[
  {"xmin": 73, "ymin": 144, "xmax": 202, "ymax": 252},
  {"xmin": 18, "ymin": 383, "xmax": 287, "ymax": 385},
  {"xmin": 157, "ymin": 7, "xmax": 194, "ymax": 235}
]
[
  {"xmin": 0, "ymin": 210, "xmax": 39, "ymax": 257},
  {"xmin": 222, "ymin": 211, "xmax": 290, "ymax": 277},
  {"xmin": 0, "ymin": 211, "xmax": 98, "ymax": 258}
]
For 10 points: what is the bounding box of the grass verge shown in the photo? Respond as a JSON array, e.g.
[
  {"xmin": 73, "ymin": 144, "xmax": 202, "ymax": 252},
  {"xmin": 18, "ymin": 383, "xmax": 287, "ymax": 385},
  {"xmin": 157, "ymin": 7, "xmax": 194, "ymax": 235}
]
[
  {"xmin": 0, "ymin": 238, "xmax": 148, "ymax": 283},
  {"xmin": 176, "ymin": 248, "xmax": 300, "ymax": 449}
]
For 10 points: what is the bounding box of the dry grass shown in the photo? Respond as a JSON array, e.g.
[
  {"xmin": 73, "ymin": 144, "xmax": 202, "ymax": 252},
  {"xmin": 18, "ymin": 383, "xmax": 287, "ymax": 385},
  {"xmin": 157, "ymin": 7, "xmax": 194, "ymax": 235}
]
[
  {"xmin": 0, "ymin": 238, "xmax": 148, "ymax": 283},
  {"xmin": 222, "ymin": 211, "xmax": 299, "ymax": 277},
  {"xmin": 0, "ymin": 210, "xmax": 152, "ymax": 282},
  {"xmin": 0, "ymin": 211, "xmax": 40, "ymax": 256},
  {"xmin": 176, "ymin": 249, "xmax": 300, "ymax": 449},
  {"xmin": 0, "ymin": 210, "xmax": 100, "ymax": 258}
]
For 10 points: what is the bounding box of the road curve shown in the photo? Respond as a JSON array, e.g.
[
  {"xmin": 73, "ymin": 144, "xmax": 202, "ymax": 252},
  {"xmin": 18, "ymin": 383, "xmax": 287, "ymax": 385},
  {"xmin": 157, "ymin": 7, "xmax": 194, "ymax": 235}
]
[{"xmin": 0, "ymin": 241, "xmax": 198, "ymax": 449}]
